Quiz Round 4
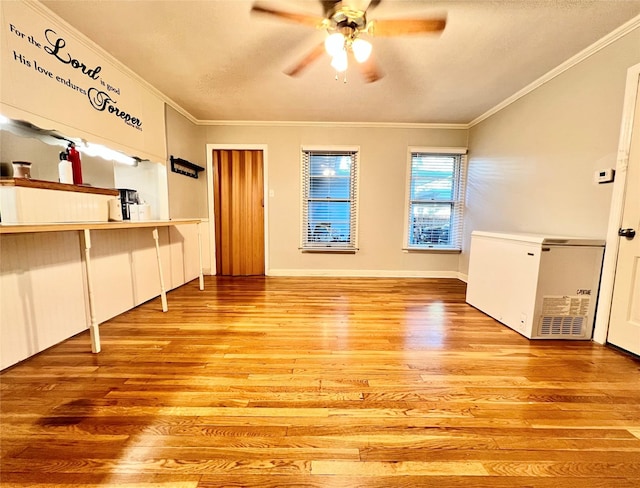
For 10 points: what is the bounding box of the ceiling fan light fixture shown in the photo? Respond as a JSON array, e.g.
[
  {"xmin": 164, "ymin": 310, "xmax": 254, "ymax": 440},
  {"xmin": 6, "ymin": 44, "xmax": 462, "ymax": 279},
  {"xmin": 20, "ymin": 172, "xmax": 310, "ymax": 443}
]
[
  {"xmin": 351, "ymin": 38, "xmax": 372, "ymax": 63},
  {"xmin": 331, "ymin": 49, "xmax": 348, "ymax": 72},
  {"xmin": 252, "ymin": 1, "xmax": 448, "ymax": 83},
  {"xmin": 324, "ymin": 32, "xmax": 345, "ymax": 57}
]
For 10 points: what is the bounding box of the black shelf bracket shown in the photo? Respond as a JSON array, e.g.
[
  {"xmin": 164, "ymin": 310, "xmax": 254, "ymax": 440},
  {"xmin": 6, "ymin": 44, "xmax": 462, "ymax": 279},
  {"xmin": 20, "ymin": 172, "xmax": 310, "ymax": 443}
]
[{"xmin": 170, "ymin": 156, "xmax": 205, "ymax": 179}]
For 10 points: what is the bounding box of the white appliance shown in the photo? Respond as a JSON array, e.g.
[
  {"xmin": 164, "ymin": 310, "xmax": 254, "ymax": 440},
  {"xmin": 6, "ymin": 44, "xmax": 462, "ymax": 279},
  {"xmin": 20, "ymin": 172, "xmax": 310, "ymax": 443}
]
[{"xmin": 466, "ymin": 231, "xmax": 605, "ymax": 340}]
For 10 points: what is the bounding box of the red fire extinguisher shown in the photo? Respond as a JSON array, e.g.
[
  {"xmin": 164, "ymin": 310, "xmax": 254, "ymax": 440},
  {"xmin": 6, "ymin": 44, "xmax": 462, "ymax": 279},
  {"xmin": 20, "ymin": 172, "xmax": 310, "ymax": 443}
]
[{"xmin": 67, "ymin": 142, "xmax": 83, "ymax": 185}]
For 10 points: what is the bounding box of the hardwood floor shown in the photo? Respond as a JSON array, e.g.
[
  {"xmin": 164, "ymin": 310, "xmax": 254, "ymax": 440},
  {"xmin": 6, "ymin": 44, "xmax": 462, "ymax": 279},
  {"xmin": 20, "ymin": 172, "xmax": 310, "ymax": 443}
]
[{"xmin": 1, "ymin": 276, "xmax": 639, "ymax": 487}]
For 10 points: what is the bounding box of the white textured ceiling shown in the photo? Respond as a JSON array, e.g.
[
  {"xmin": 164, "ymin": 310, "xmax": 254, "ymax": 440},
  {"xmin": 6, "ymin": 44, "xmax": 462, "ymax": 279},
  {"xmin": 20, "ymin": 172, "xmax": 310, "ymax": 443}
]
[{"xmin": 41, "ymin": 0, "xmax": 640, "ymax": 124}]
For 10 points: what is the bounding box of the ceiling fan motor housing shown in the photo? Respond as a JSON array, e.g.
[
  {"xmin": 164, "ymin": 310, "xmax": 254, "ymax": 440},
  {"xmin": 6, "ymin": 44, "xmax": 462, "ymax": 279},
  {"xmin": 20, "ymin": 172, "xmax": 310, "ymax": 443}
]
[{"xmin": 329, "ymin": 7, "xmax": 368, "ymax": 38}]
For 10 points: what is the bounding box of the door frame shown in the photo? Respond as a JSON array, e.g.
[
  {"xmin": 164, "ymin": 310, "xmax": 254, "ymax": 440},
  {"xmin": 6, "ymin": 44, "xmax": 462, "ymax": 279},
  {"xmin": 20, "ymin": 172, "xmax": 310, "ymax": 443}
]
[
  {"xmin": 594, "ymin": 62, "xmax": 640, "ymax": 344},
  {"xmin": 206, "ymin": 144, "xmax": 269, "ymax": 276}
]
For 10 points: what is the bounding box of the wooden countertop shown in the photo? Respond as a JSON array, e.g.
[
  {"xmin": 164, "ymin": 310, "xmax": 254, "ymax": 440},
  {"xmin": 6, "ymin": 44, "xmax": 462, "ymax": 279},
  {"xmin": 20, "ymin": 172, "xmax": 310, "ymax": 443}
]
[
  {"xmin": 0, "ymin": 219, "xmax": 201, "ymax": 234},
  {"xmin": 0, "ymin": 177, "xmax": 119, "ymax": 196}
]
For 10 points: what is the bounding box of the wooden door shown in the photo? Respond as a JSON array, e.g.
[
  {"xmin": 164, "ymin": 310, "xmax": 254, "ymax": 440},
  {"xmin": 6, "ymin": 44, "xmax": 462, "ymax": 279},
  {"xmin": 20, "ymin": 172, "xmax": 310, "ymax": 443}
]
[
  {"xmin": 212, "ymin": 149, "xmax": 265, "ymax": 276},
  {"xmin": 608, "ymin": 75, "xmax": 640, "ymax": 356}
]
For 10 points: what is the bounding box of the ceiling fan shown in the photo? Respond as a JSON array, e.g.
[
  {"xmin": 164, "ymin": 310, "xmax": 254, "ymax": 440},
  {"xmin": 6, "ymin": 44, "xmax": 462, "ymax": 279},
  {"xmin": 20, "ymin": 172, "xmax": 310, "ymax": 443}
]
[{"xmin": 251, "ymin": 0, "xmax": 447, "ymax": 83}]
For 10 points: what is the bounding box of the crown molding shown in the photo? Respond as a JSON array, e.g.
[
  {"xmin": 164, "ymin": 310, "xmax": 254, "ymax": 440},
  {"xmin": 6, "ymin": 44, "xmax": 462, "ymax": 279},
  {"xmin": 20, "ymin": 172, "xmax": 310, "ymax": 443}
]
[
  {"xmin": 26, "ymin": 0, "xmax": 199, "ymax": 125},
  {"xmin": 27, "ymin": 0, "xmax": 640, "ymax": 131},
  {"xmin": 468, "ymin": 13, "xmax": 640, "ymax": 128},
  {"xmin": 178, "ymin": 13, "xmax": 640, "ymax": 130},
  {"xmin": 25, "ymin": 0, "xmax": 457, "ymax": 129},
  {"xmin": 197, "ymin": 119, "xmax": 468, "ymax": 130}
]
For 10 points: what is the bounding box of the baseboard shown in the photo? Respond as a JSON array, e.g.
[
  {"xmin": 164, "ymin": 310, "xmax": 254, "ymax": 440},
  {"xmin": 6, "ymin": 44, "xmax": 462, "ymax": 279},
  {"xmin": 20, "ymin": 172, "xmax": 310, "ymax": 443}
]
[{"xmin": 267, "ymin": 269, "xmax": 463, "ymax": 279}]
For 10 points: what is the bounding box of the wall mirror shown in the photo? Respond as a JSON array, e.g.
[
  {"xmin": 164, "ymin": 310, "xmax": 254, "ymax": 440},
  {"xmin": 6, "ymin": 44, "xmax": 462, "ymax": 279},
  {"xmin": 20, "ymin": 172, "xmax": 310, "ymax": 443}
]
[{"xmin": 0, "ymin": 116, "xmax": 167, "ymax": 220}]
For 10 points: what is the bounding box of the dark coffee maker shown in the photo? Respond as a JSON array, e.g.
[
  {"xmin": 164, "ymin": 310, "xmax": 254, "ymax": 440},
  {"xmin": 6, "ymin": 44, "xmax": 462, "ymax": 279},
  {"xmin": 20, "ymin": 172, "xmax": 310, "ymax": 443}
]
[{"xmin": 118, "ymin": 189, "xmax": 138, "ymax": 220}]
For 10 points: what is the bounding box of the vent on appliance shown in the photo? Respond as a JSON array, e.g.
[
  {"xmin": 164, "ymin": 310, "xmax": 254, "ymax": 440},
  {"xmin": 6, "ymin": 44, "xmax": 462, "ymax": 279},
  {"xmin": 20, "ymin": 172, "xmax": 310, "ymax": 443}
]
[{"xmin": 539, "ymin": 316, "xmax": 585, "ymax": 337}]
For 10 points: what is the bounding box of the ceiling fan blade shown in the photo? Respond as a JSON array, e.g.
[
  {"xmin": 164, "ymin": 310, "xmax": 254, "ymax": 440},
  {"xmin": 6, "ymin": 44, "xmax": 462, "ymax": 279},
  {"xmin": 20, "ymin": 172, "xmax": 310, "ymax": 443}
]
[
  {"xmin": 357, "ymin": 55, "xmax": 383, "ymax": 83},
  {"xmin": 370, "ymin": 17, "xmax": 446, "ymax": 36},
  {"xmin": 285, "ymin": 42, "xmax": 327, "ymax": 77},
  {"xmin": 366, "ymin": 0, "xmax": 382, "ymax": 12},
  {"xmin": 320, "ymin": 0, "xmax": 341, "ymax": 16},
  {"xmin": 251, "ymin": 3, "xmax": 324, "ymax": 28}
]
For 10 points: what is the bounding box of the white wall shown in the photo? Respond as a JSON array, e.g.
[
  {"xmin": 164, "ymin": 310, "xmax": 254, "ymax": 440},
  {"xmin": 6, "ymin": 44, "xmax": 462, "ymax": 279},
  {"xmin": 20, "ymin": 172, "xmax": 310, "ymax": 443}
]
[
  {"xmin": 205, "ymin": 124, "xmax": 468, "ymax": 277},
  {"xmin": 114, "ymin": 159, "xmax": 169, "ymax": 220},
  {"xmin": 461, "ymin": 27, "xmax": 640, "ymax": 277},
  {"xmin": 1, "ymin": 1, "xmax": 167, "ymax": 163},
  {"xmin": 165, "ymin": 105, "xmax": 208, "ymax": 219}
]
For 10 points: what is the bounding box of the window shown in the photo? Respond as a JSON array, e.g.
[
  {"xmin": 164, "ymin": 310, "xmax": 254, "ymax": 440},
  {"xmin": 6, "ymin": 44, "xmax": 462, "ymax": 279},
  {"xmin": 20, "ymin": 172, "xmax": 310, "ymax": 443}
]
[
  {"xmin": 301, "ymin": 147, "xmax": 359, "ymax": 251},
  {"xmin": 404, "ymin": 148, "xmax": 467, "ymax": 251}
]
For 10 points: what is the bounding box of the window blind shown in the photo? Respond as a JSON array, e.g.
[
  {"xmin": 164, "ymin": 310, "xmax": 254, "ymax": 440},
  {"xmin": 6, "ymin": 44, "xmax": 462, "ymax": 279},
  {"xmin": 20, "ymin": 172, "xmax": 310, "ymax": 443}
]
[
  {"xmin": 407, "ymin": 152, "xmax": 467, "ymax": 250},
  {"xmin": 301, "ymin": 149, "xmax": 359, "ymax": 250}
]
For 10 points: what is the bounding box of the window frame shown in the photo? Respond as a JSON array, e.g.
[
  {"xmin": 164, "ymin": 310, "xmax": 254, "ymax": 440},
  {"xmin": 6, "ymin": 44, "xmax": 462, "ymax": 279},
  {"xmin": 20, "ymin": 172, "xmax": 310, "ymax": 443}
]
[
  {"xmin": 403, "ymin": 147, "xmax": 468, "ymax": 252},
  {"xmin": 300, "ymin": 145, "xmax": 360, "ymax": 253}
]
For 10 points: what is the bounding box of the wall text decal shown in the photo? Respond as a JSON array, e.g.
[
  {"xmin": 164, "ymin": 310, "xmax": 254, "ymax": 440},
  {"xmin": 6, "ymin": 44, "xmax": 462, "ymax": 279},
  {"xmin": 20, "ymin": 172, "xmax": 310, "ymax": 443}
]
[{"xmin": 8, "ymin": 23, "xmax": 143, "ymax": 131}]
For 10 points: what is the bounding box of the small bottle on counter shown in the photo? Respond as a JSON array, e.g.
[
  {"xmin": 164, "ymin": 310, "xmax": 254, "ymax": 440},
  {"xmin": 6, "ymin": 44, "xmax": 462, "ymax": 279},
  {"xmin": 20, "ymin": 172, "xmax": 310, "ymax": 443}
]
[
  {"xmin": 58, "ymin": 151, "xmax": 73, "ymax": 184},
  {"xmin": 67, "ymin": 142, "xmax": 83, "ymax": 185}
]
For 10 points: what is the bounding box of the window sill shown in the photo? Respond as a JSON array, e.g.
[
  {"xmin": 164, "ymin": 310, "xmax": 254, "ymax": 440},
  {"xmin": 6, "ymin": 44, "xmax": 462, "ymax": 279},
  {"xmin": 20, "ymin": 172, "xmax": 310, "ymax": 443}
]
[
  {"xmin": 403, "ymin": 248, "xmax": 461, "ymax": 254},
  {"xmin": 301, "ymin": 247, "xmax": 358, "ymax": 254}
]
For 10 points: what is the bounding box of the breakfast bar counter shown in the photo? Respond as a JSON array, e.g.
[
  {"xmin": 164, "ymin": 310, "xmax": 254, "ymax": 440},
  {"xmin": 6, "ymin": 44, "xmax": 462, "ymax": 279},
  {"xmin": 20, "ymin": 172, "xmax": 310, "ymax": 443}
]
[{"xmin": 0, "ymin": 219, "xmax": 204, "ymax": 369}]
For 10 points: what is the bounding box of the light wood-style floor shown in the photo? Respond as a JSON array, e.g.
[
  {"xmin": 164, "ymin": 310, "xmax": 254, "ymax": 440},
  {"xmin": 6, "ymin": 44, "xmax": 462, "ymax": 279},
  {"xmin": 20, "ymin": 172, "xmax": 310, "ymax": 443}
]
[{"xmin": 1, "ymin": 277, "xmax": 639, "ymax": 487}]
